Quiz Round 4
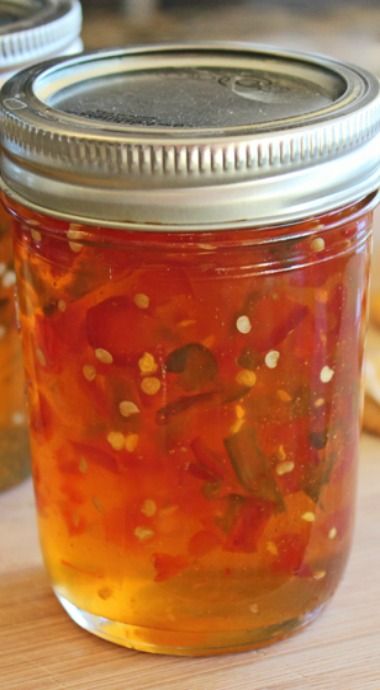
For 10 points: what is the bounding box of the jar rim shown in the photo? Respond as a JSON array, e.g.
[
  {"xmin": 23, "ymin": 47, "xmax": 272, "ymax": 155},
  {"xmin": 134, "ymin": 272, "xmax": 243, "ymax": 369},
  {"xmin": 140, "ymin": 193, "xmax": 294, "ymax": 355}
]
[{"xmin": 3, "ymin": 184, "xmax": 377, "ymax": 237}]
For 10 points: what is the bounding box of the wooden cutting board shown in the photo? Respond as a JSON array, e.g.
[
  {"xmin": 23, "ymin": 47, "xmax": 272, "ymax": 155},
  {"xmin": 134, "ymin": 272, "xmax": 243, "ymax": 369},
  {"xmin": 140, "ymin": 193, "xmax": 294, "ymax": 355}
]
[{"xmin": 1, "ymin": 435, "xmax": 379, "ymax": 690}]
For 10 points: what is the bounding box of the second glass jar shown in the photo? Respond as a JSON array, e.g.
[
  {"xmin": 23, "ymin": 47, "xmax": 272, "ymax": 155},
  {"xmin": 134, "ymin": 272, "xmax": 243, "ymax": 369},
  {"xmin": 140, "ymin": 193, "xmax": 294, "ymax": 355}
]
[{"xmin": 0, "ymin": 0, "xmax": 82, "ymax": 490}]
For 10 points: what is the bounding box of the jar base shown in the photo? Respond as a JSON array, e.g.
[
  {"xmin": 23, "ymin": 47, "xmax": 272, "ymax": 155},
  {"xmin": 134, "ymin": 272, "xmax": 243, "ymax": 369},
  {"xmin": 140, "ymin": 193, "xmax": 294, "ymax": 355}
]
[{"xmin": 56, "ymin": 591, "xmax": 327, "ymax": 656}]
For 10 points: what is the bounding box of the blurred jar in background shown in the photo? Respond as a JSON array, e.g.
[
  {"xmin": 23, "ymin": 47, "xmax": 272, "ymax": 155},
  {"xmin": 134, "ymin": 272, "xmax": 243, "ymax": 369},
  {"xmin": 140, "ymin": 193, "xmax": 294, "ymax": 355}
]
[
  {"xmin": 0, "ymin": 0, "xmax": 83, "ymax": 491},
  {"xmin": 363, "ymin": 207, "xmax": 380, "ymax": 434},
  {"xmin": 369, "ymin": 209, "xmax": 380, "ymax": 327}
]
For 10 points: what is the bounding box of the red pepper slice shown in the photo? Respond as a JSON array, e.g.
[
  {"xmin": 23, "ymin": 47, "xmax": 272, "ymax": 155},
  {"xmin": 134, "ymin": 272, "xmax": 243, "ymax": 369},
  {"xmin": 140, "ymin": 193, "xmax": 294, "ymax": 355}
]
[
  {"xmin": 242, "ymin": 295, "xmax": 308, "ymax": 352},
  {"xmin": 152, "ymin": 553, "xmax": 188, "ymax": 583},
  {"xmin": 188, "ymin": 530, "xmax": 221, "ymax": 557},
  {"xmin": 272, "ymin": 533, "xmax": 308, "ymax": 575},
  {"xmin": 86, "ymin": 296, "xmax": 156, "ymax": 364},
  {"xmin": 225, "ymin": 497, "xmax": 273, "ymax": 553},
  {"xmin": 71, "ymin": 442, "xmax": 120, "ymax": 475},
  {"xmin": 32, "ymin": 235, "xmax": 78, "ymax": 275},
  {"xmin": 188, "ymin": 437, "xmax": 225, "ymax": 482}
]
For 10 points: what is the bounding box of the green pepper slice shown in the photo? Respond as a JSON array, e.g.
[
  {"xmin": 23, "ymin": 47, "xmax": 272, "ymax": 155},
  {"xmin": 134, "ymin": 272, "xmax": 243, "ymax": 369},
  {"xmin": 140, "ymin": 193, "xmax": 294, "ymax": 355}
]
[{"xmin": 225, "ymin": 427, "xmax": 282, "ymax": 506}]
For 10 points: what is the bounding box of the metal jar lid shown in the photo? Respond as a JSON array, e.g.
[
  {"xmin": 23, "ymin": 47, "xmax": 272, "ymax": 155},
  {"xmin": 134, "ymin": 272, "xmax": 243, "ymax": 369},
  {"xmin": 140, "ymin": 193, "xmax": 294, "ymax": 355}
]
[
  {"xmin": 0, "ymin": 0, "xmax": 82, "ymax": 72},
  {"xmin": 1, "ymin": 42, "xmax": 380, "ymax": 230}
]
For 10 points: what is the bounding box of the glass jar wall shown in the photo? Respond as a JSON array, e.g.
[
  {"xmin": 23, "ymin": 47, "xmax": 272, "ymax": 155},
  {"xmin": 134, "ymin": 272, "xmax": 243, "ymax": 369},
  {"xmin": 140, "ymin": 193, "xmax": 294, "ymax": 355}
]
[{"xmin": 2, "ymin": 193, "xmax": 373, "ymax": 653}]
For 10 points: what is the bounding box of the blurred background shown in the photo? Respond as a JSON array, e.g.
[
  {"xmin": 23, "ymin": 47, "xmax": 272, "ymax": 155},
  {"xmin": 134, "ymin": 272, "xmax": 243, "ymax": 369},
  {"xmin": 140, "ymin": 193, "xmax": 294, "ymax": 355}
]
[{"xmin": 81, "ymin": 0, "xmax": 380, "ymax": 73}]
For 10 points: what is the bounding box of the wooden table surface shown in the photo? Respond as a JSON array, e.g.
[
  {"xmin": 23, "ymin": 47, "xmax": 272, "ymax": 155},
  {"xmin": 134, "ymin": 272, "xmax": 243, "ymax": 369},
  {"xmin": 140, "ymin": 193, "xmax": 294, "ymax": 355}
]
[{"xmin": 0, "ymin": 435, "xmax": 379, "ymax": 690}]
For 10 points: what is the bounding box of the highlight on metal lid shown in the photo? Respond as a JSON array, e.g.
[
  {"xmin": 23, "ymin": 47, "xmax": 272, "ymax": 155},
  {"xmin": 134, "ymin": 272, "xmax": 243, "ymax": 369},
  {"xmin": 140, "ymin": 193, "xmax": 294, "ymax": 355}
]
[
  {"xmin": 1, "ymin": 42, "xmax": 380, "ymax": 229},
  {"xmin": 0, "ymin": 0, "xmax": 82, "ymax": 71}
]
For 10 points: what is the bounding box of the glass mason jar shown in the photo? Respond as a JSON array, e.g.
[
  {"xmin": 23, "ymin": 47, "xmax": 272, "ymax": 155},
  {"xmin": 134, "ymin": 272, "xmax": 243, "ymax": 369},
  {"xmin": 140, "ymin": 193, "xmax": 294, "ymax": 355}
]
[
  {"xmin": 1, "ymin": 45, "xmax": 379, "ymax": 655},
  {"xmin": 0, "ymin": 0, "xmax": 82, "ymax": 491}
]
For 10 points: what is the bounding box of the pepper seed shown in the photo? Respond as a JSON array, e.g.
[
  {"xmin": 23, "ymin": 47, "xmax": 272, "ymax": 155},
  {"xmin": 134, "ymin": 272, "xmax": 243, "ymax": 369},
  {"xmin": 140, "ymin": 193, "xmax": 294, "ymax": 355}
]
[
  {"xmin": 125, "ymin": 433, "xmax": 139, "ymax": 453},
  {"xmin": 141, "ymin": 377, "xmax": 161, "ymax": 395},
  {"xmin": 95, "ymin": 348, "xmax": 113, "ymax": 365},
  {"xmin": 134, "ymin": 526, "xmax": 155, "ymax": 541},
  {"xmin": 138, "ymin": 352, "xmax": 158, "ymax": 375},
  {"xmin": 311, "ymin": 237, "xmax": 326, "ymax": 253},
  {"xmin": 83, "ymin": 364, "xmax": 96, "ymax": 382},
  {"xmin": 302, "ymin": 512, "xmax": 316, "ymax": 523},
  {"xmin": 265, "ymin": 350, "xmax": 280, "ymax": 369},
  {"xmin": 236, "ymin": 315, "xmax": 252, "ymax": 334},
  {"xmin": 235, "ymin": 369, "xmax": 257, "ymax": 388},
  {"xmin": 276, "ymin": 461, "xmax": 295, "ymax": 476},
  {"xmin": 119, "ymin": 400, "xmax": 140, "ymax": 418},
  {"xmin": 107, "ymin": 431, "xmax": 125, "ymax": 451},
  {"xmin": 134, "ymin": 293, "xmax": 150, "ymax": 309},
  {"xmin": 320, "ymin": 365, "xmax": 334, "ymax": 383},
  {"xmin": 141, "ymin": 499, "xmax": 157, "ymax": 517}
]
